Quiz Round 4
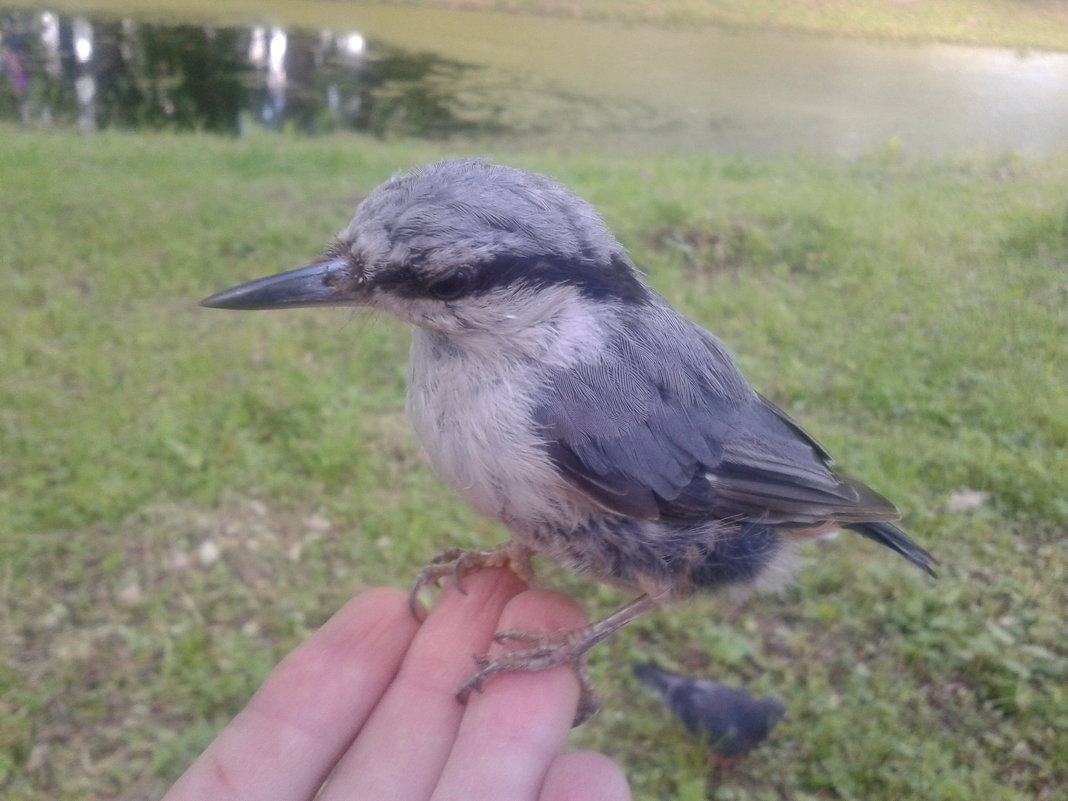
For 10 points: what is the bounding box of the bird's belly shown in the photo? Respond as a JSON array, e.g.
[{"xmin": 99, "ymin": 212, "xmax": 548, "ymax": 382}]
[{"xmin": 406, "ymin": 353, "xmax": 588, "ymax": 533}]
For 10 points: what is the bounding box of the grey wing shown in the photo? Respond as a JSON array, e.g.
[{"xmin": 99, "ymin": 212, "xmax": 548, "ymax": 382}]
[
  {"xmin": 535, "ymin": 308, "xmax": 899, "ymax": 527},
  {"xmin": 672, "ymin": 683, "xmax": 734, "ymax": 742}
]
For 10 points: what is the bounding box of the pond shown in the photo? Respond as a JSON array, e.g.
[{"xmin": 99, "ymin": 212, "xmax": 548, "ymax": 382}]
[{"xmin": 2, "ymin": 4, "xmax": 1067, "ymax": 157}]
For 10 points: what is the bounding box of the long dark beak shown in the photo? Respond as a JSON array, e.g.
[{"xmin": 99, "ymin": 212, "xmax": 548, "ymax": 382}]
[{"xmin": 199, "ymin": 259, "xmax": 354, "ymax": 310}]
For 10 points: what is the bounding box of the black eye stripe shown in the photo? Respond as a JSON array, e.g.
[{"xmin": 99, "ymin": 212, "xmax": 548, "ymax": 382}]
[
  {"xmin": 466, "ymin": 255, "xmax": 648, "ymax": 304},
  {"xmin": 373, "ymin": 255, "xmax": 648, "ymax": 304}
]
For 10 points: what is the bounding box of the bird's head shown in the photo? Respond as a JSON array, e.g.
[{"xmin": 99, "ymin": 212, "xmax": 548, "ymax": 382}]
[{"xmin": 201, "ymin": 160, "xmax": 650, "ymax": 343}]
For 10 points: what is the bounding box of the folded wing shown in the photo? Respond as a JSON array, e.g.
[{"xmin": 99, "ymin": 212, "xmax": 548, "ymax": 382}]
[{"xmin": 535, "ymin": 304, "xmax": 901, "ymax": 529}]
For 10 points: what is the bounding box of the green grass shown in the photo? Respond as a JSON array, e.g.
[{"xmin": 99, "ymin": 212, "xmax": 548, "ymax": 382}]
[
  {"xmin": 2, "ymin": 128, "xmax": 1066, "ymax": 800},
  {"xmin": 43, "ymin": 0, "xmax": 1068, "ymax": 52},
  {"xmin": 388, "ymin": 0, "xmax": 1068, "ymax": 51}
]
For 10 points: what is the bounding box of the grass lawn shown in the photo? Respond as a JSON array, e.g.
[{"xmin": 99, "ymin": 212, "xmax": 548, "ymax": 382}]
[
  {"xmin": 42, "ymin": 0, "xmax": 1068, "ymax": 52},
  {"xmin": 1, "ymin": 128, "xmax": 1066, "ymax": 800}
]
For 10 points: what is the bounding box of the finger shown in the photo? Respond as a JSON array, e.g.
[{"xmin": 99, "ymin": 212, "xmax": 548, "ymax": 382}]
[
  {"xmin": 539, "ymin": 751, "xmax": 632, "ymax": 801},
  {"xmin": 164, "ymin": 588, "xmax": 418, "ymax": 801},
  {"xmin": 319, "ymin": 567, "xmax": 528, "ymax": 801},
  {"xmin": 430, "ymin": 589, "xmax": 588, "ymax": 801}
]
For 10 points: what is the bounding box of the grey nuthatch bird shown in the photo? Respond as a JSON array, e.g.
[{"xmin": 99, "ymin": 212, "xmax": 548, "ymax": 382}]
[
  {"xmin": 632, "ymin": 663, "xmax": 786, "ymax": 760},
  {"xmin": 201, "ymin": 159, "xmax": 936, "ymax": 723}
]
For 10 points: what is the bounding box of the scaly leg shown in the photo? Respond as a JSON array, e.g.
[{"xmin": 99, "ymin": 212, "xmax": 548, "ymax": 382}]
[
  {"xmin": 408, "ymin": 541, "xmax": 536, "ymax": 620},
  {"xmin": 459, "ymin": 593, "xmax": 661, "ymax": 726}
]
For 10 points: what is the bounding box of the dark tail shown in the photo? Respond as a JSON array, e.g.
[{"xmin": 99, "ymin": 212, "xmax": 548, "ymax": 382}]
[{"xmin": 845, "ymin": 521, "xmax": 939, "ymax": 578}]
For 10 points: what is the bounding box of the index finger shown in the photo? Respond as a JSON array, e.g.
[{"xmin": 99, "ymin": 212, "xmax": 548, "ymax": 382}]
[
  {"xmin": 318, "ymin": 567, "xmax": 530, "ymax": 801},
  {"xmin": 430, "ymin": 589, "xmax": 590, "ymax": 801},
  {"xmin": 164, "ymin": 587, "xmax": 419, "ymax": 801}
]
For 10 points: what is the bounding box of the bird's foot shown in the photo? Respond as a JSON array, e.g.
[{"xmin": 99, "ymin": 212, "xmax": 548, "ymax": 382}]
[
  {"xmin": 709, "ymin": 753, "xmax": 740, "ymax": 773},
  {"xmin": 458, "ymin": 593, "xmax": 661, "ymax": 726},
  {"xmin": 408, "ymin": 542, "xmax": 535, "ymax": 620},
  {"xmin": 458, "ymin": 625, "xmax": 601, "ymax": 726}
]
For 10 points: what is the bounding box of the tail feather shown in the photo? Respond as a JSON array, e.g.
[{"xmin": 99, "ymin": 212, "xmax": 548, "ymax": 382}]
[{"xmin": 845, "ymin": 521, "xmax": 938, "ymax": 578}]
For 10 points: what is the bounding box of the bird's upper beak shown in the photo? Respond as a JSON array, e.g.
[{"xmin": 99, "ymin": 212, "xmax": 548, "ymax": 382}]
[{"xmin": 199, "ymin": 259, "xmax": 356, "ymax": 311}]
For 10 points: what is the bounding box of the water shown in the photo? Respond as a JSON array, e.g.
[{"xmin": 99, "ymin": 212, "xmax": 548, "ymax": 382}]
[{"xmin": 2, "ymin": 4, "xmax": 1067, "ymax": 157}]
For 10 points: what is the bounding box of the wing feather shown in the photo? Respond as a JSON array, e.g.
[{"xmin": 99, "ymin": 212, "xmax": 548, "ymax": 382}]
[{"xmin": 535, "ymin": 304, "xmax": 899, "ymax": 527}]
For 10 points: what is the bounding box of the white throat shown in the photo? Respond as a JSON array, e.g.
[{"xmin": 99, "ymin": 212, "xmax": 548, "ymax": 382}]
[{"xmin": 404, "ymin": 285, "xmax": 614, "ymax": 531}]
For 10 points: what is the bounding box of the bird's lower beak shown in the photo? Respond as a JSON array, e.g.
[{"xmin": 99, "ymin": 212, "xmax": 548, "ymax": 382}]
[{"xmin": 199, "ymin": 259, "xmax": 355, "ymax": 311}]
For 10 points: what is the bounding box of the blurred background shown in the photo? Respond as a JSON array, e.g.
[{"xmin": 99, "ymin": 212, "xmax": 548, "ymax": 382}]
[
  {"xmin": 4, "ymin": 2, "xmax": 1068, "ymax": 154},
  {"xmin": 2, "ymin": 2, "xmax": 1066, "ymax": 800}
]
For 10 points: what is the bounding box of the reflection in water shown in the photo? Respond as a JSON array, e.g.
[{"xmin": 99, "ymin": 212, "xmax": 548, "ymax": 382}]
[
  {"xmin": 3, "ymin": 12, "xmax": 246, "ymax": 133},
  {"xmin": 0, "ymin": 8, "xmax": 656, "ymax": 140},
  {"xmin": 2, "ymin": 7, "xmax": 1067, "ymax": 154},
  {"xmin": 71, "ymin": 15, "xmax": 93, "ymax": 132}
]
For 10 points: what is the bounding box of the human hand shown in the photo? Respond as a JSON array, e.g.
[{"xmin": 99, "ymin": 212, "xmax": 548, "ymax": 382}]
[{"xmin": 163, "ymin": 568, "xmax": 631, "ymax": 801}]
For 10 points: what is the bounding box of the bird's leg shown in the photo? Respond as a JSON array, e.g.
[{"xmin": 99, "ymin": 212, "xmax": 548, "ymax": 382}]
[
  {"xmin": 709, "ymin": 753, "xmax": 740, "ymax": 773},
  {"xmin": 409, "ymin": 541, "xmax": 536, "ymax": 620},
  {"xmin": 459, "ymin": 593, "xmax": 661, "ymax": 726}
]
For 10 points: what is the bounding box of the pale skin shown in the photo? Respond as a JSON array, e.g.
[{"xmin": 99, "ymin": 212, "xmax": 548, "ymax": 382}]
[{"xmin": 163, "ymin": 569, "xmax": 632, "ymax": 801}]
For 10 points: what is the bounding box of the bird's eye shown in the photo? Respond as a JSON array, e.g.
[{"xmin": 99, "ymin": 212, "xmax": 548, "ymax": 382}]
[{"xmin": 427, "ymin": 269, "xmax": 472, "ymax": 301}]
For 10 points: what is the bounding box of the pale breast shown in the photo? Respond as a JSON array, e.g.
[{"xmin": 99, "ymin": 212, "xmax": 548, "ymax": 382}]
[{"xmin": 405, "ymin": 330, "xmax": 591, "ymax": 533}]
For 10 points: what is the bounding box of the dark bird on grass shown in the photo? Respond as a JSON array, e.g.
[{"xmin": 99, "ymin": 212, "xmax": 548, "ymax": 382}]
[
  {"xmin": 200, "ymin": 159, "xmax": 937, "ymax": 723},
  {"xmin": 633, "ymin": 663, "xmax": 786, "ymax": 760}
]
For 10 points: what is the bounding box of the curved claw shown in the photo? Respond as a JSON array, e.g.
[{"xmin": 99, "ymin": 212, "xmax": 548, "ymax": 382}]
[
  {"xmin": 409, "ymin": 595, "xmax": 425, "ymax": 622},
  {"xmin": 407, "ymin": 543, "xmax": 536, "ymax": 622},
  {"xmin": 450, "ymin": 551, "xmax": 479, "ymax": 595},
  {"xmin": 455, "ymin": 655, "xmax": 494, "ymax": 702}
]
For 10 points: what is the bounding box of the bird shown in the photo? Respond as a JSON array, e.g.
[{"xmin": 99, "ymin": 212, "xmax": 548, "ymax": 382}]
[
  {"xmin": 632, "ymin": 662, "xmax": 786, "ymax": 760},
  {"xmin": 200, "ymin": 159, "xmax": 937, "ymax": 723}
]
